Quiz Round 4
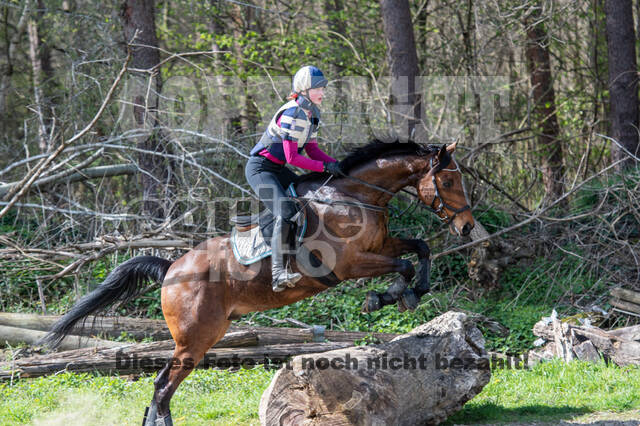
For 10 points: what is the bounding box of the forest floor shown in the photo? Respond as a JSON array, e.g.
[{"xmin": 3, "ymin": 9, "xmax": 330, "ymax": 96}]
[{"xmin": 1, "ymin": 359, "xmax": 639, "ymax": 425}]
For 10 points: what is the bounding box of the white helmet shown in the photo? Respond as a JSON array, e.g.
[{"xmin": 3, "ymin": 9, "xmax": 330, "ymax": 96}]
[{"xmin": 292, "ymin": 66, "xmax": 328, "ymax": 93}]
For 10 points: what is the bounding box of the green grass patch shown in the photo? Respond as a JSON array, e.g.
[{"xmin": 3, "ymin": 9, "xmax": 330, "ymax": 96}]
[
  {"xmin": 0, "ymin": 368, "xmax": 275, "ymax": 426},
  {"xmin": 1, "ymin": 360, "xmax": 639, "ymax": 425},
  {"xmin": 448, "ymin": 360, "xmax": 640, "ymax": 424}
]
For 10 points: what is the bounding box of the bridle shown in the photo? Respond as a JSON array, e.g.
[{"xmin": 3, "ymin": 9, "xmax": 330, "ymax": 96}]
[
  {"xmin": 426, "ymin": 157, "xmax": 471, "ymax": 225},
  {"xmin": 295, "ymin": 153, "xmax": 471, "ymax": 224}
]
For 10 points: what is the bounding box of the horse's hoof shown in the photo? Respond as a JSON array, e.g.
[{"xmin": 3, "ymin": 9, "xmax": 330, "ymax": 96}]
[
  {"xmin": 142, "ymin": 401, "xmax": 158, "ymax": 426},
  {"xmin": 398, "ymin": 289, "xmax": 419, "ymax": 313},
  {"xmin": 155, "ymin": 414, "xmax": 173, "ymax": 426},
  {"xmin": 362, "ymin": 291, "xmax": 381, "ymax": 313}
]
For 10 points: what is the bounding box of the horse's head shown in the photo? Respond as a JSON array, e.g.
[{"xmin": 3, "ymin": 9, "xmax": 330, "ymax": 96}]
[{"xmin": 415, "ymin": 142, "xmax": 474, "ymax": 236}]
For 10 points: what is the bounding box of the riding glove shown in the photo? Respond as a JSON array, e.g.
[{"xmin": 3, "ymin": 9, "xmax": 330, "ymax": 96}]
[{"xmin": 323, "ymin": 161, "xmax": 342, "ymax": 177}]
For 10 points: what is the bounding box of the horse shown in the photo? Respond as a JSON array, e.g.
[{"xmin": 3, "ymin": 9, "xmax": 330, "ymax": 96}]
[{"xmin": 41, "ymin": 139, "xmax": 474, "ymax": 426}]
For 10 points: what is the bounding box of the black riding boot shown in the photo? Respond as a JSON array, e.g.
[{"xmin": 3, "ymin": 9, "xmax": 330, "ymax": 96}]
[{"xmin": 271, "ymin": 216, "xmax": 302, "ymax": 292}]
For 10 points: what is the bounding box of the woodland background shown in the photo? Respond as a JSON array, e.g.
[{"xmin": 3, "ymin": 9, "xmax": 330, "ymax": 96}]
[{"xmin": 0, "ymin": 0, "xmax": 639, "ymax": 351}]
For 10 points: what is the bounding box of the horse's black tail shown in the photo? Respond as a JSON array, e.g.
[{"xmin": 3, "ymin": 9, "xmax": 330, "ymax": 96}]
[{"xmin": 39, "ymin": 255, "xmax": 173, "ymax": 349}]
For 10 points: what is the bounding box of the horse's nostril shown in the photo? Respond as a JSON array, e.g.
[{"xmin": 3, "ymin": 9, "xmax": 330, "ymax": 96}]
[{"xmin": 462, "ymin": 223, "xmax": 472, "ymax": 235}]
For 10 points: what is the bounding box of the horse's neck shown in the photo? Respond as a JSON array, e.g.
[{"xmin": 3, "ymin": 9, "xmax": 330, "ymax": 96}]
[{"xmin": 343, "ymin": 156, "xmax": 429, "ymax": 206}]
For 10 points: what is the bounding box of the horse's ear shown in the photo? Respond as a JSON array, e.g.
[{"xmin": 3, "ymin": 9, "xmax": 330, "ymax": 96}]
[
  {"xmin": 438, "ymin": 144, "xmax": 447, "ymax": 161},
  {"xmin": 446, "ymin": 141, "xmax": 458, "ymax": 153}
]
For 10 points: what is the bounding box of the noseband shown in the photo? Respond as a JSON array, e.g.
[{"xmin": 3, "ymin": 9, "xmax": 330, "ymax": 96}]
[{"xmin": 427, "ymin": 157, "xmax": 471, "ymax": 225}]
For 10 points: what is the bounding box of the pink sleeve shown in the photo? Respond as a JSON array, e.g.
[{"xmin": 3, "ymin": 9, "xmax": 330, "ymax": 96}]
[
  {"xmin": 304, "ymin": 139, "xmax": 336, "ymax": 163},
  {"xmin": 283, "ymin": 139, "xmax": 325, "ymax": 172}
]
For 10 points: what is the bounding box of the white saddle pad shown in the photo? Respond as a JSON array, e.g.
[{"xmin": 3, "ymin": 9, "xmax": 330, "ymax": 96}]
[
  {"xmin": 231, "ymin": 225, "xmax": 273, "ymax": 265},
  {"xmin": 231, "ymin": 184, "xmax": 306, "ymax": 265}
]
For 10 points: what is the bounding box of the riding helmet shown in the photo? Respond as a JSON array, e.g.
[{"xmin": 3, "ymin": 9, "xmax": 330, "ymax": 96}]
[{"xmin": 292, "ymin": 66, "xmax": 328, "ymax": 93}]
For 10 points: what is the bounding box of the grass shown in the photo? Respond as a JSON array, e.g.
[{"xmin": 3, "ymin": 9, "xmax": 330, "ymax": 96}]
[
  {"xmin": 447, "ymin": 360, "xmax": 640, "ymax": 424},
  {"xmin": 0, "ymin": 368, "xmax": 275, "ymax": 426},
  {"xmin": 1, "ymin": 360, "xmax": 639, "ymax": 425}
]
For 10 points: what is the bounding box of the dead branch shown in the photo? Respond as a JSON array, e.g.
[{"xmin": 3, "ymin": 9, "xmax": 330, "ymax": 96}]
[{"xmin": 0, "ymin": 164, "xmax": 137, "ymax": 198}]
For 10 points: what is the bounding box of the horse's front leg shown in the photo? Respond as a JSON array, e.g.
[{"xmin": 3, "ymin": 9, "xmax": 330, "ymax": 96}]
[
  {"xmin": 342, "ymin": 251, "xmax": 415, "ymax": 313},
  {"xmin": 378, "ymin": 237, "xmax": 431, "ymax": 311},
  {"xmin": 379, "ymin": 237, "xmax": 431, "ymax": 295}
]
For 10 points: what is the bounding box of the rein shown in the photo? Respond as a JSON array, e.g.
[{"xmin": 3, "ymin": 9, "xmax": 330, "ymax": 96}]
[
  {"xmin": 294, "ymin": 154, "xmax": 470, "ymax": 221},
  {"xmin": 296, "ymin": 196, "xmax": 388, "ymax": 213},
  {"xmin": 293, "ymin": 175, "xmax": 389, "ymax": 216}
]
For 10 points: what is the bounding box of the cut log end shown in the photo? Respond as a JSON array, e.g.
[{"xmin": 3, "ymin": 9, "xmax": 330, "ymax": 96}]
[{"xmin": 259, "ymin": 311, "xmax": 491, "ymax": 426}]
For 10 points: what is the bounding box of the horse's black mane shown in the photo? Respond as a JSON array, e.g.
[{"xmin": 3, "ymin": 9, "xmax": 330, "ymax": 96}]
[{"xmin": 297, "ymin": 138, "xmax": 441, "ymax": 183}]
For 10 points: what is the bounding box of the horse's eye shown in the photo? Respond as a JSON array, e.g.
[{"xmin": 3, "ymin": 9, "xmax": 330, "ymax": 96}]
[{"xmin": 443, "ymin": 180, "xmax": 452, "ymax": 188}]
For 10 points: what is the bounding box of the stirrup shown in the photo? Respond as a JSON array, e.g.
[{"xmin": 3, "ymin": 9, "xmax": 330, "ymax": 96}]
[{"xmin": 272, "ymin": 271, "xmax": 302, "ymax": 292}]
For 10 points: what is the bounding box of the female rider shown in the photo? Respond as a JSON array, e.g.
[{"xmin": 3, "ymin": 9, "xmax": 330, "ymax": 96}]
[{"xmin": 245, "ymin": 65, "xmax": 342, "ymax": 292}]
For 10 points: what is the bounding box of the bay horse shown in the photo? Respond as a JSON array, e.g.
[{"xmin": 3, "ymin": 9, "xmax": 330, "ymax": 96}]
[{"xmin": 41, "ymin": 139, "xmax": 474, "ymax": 426}]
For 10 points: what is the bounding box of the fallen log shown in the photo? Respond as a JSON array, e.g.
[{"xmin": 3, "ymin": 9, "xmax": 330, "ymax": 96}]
[
  {"xmin": 532, "ymin": 315, "xmax": 640, "ymax": 366},
  {"xmin": 113, "ymin": 330, "xmax": 259, "ymax": 352},
  {"xmin": 228, "ymin": 325, "xmax": 398, "ymax": 345},
  {"xmin": 0, "ymin": 339, "xmax": 351, "ymax": 380},
  {"xmin": 610, "ymin": 288, "xmax": 640, "ymax": 306},
  {"xmin": 259, "ymin": 311, "xmax": 491, "ymax": 426},
  {"xmin": 608, "ymin": 324, "xmax": 640, "ymax": 341},
  {"xmin": 0, "ymin": 325, "xmax": 123, "ymax": 351},
  {"xmin": 0, "ymin": 313, "xmax": 171, "ymax": 341},
  {"xmin": 0, "ymin": 312, "xmax": 398, "ymax": 345},
  {"xmin": 609, "ymin": 298, "xmax": 640, "ymax": 316}
]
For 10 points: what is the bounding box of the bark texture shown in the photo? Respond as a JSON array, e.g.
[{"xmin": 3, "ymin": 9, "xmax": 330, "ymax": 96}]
[
  {"xmin": 604, "ymin": 0, "xmax": 640, "ymax": 168},
  {"xmin": 120, "ymin": 0, "xmax": 169, "ymax": 217},
  {"xmin": 380, "ymin": 0, "xmax": 422, "ymax": 141},
  {"xmin": 259, "ymin": 311, "xmax": 490, "ymax": 426},
  {"xmin": 525, "ymin": 8, "xmax": 565, "ymax": 202}
]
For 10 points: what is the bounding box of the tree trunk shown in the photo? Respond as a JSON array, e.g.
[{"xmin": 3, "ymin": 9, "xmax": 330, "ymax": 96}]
[
  {"xmin": 0, "ymin": 313, "xmax": 171, "ymax": 340},
  {"xmin": 325, "ymin": 0, "xmax": 348, "ymax": 152},
  {"xmin": 27, "ymin": 17, "xmax": 48, "ymax": 152},
  {"xmin": 259, "ymin": 312, "xmax": 491, "ymax": 426},
  {"xmin": 604, "ymin": 0, "xmax": 640, "ymax": 168},
  {"xmin": 26, "ymin": 0, "xmax": 54, "ymax": 153},
  {"xmin": 525, "ymin": 8, "xmax": 565, "ymax": 203},
  {"xmin": 0, "ymin": 0, "xmax": 31, "ymax": 132},
  {"xmin": 228, "ymin": 3, "xmax": 254, "ymax": 134},
  {"xmin": 380, "ymin": 0, "xmax": 422, "ymax": 141},
  {"xmin": 120, "ymin": 0, "xmax": 170, "ymax": 218}
]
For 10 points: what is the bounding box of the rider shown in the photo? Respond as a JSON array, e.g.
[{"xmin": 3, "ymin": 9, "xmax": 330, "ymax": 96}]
[{"xmin": 246, "ymin": 65, "xmax": 342, "ymax": 292}]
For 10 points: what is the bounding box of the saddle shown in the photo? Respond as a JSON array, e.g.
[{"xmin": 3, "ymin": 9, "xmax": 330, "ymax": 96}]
[
  {"xmin": 230, "ymin": 210, "xmax": 272, "ymax": 232},
  {"xmin": 230, "ymin": 184, "xmax": 307, "ymax": 265},
  {"xmin": 229, "ymin": 185, "xmax": 340, "ymax": 287}
]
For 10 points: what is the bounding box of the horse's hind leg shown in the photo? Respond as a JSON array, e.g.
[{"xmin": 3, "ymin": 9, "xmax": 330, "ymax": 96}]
[
  {"xmin": 143, "ymin": 320, "xmax": 230, "ymax": 426},
  {"xmin": 142, "ymin": 361, "xmax": 172, "ymax": 425}
]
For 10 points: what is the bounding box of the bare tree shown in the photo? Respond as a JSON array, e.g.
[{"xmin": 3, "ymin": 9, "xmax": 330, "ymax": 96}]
[
  {"xmin": 121, "ymin": 0, "xmax": 171, "ymax": 218},
  {"xmin": 27, "ymin": 0, "xmax": 54, "ymax": 153},
  {"xmin": 525, "ymin": 6, "xmax": 564, "ymax": 202},
  {"xmin": 604, "ymin": 0, "xmax": 639, "ymax": 168},
  {"xmin": 379, "ymin": 0, "xmax": 422, "ymax": 141},
  {"xmin": 0, "ymin": 0, "xmax": 31, "ymax": 133}
]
